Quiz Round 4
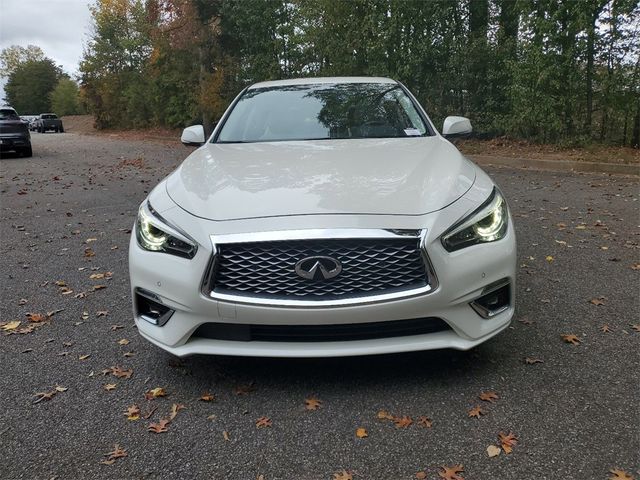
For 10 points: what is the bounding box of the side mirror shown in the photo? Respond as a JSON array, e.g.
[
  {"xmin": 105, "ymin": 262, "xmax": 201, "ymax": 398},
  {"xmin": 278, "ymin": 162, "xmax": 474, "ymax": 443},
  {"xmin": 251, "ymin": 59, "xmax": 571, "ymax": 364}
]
[
  {"xmin": 181, "ymin": 125, "xmax": 206, "ymax": 146},
  {"xmin": 442, "ymin": 116, "xmax": 472, "ymax": 138}
]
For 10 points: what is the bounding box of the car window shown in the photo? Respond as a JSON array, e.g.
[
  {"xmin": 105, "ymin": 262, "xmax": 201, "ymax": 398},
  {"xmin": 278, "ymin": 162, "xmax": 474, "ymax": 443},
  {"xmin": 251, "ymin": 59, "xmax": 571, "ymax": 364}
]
[
  {"xmin": 0, "ymin": 109, "xmax": 20, "ymax": 120},
  {"xmin": 216, "ymin": 83, "xmax": 429, "ymax": 143},
  {"xmin": 42, "ymin": 114, "xmax": 58, "ymax": 119}
]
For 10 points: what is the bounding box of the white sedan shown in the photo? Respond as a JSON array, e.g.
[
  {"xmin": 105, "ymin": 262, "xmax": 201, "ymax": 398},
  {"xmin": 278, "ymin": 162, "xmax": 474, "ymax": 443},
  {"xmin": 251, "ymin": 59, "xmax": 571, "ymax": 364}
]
[{"xmin": 129, "ymin": 77, "xmax": 516, "ymax": 357}]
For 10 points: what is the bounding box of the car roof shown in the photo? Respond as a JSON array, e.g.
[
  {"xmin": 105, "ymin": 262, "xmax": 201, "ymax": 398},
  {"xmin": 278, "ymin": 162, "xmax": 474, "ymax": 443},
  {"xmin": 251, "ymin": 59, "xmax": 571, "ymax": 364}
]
[{"xmin": 248, "ymin": 76, "xmax": 398, "ymax": 90}]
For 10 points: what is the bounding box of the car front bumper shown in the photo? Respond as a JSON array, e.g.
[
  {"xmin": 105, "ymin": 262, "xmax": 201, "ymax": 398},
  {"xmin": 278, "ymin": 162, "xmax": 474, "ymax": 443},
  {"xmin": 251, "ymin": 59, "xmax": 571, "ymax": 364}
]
[
  {"xmin": 129, "ymin": 213, "xmax": 517, "ymax": 357},
  {"xmin": 0, "ymin": 135, "xmax": 30, "ymax": 151}
]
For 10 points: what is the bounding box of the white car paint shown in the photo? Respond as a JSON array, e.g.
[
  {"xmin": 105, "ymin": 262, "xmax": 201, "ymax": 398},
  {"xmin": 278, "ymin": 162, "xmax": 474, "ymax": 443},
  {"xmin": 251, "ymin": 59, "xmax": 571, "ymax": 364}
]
[{"xmin": 129, "ymin": 77, "xmax": 517, "ymax": 358}]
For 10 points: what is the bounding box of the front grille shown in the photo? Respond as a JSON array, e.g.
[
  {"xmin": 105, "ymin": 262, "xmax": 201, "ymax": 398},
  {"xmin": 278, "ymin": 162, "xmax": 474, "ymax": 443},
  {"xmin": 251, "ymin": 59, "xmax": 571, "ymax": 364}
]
[
  {"xmin": 192, "ymin": 317, "xmax": 450, "ymax": 342},
  {"xmin": 0, "ymin": 124, "xmax": 27, "ymax": 134},
  {"xmin": 210, "ymin": 237, "xmax": 428, "ymax": 301}
]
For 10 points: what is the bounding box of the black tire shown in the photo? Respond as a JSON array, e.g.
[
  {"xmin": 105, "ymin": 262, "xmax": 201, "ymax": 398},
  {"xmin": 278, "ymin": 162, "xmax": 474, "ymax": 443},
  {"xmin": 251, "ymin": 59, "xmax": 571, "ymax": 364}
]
[
  {"xmin": 55, "ymin": 127, "xmax": 59, "ymax": 133},
  {"xmin": 59, "ymin": 126, "xmax": 64, "ymax": 133},
  {"xmin": 38, "ymin": 126, "xmax": 43, "ymax": 133},
  {"xmin": 22, "ymin": 146, "xmax": 33, "ymax": 158}
]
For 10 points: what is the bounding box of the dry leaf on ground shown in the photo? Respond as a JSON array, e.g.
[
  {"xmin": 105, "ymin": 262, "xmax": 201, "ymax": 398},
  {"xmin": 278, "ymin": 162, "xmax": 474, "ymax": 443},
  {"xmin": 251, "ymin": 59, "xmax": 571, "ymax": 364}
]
[
  {"xmin": 438, "ymin": 464, "xmax": 464, "ymax": 480},
  {"xmin": 498, "ymin": 431, "xmax": 518, "ymax": 454},
  {"xmin": 356, "ymin": 427, "xmax": 368, "ymax": 438},
  {"xmin": 479, "ymin": 391, "xmax": 499, "ymax": 403},
  {"xmin": 417, "ymin": 416, "xmax": 432, "ymax": 428},
  {"xmin": 487, "ymin": 445, "xmax": 501, "ymax": 457},
  {"xmin": 377, "ymin": 410, "xmax": 394, "ymax": 420},
  {"xmin": 525, "ymin": 357, "xmax": 544, "ymax": 364},
  {"xmin": 124, "ymin": 405, "xmax": 140, "ymax": 421},
  {"xmin": 104, "ymin": 383, "xmax": 117, "ymax": 391},
  {"xmin": 148, "ymin": 419, "xmax": 170, "ymax": 433},
  {"xmin": 590, "ymin": 298, "xmax": 606, "ymax": 306},
  {"xmin": 333, "ymin": 470, "xmax": 353, "ymax": 480},
  {"xmin": 199, "ymin": 392, "xmax": 215, "ymax": 402},
  {"xmin": 145, "ymin": 387, "xmax": 167, "ymax": 399},
  {"xmin": 256, "ymin": 416, "xmax": 272, "ymax": 428},
  {"xmin": 561, "ymin": 334, "xmax": 581, "ymax": 345},
  {"xmin": 100, "ymin": 444, "xmax": 127, "ymax": 465},
  {"xmin": 468, "ymin": 406, "xmax": 485, "ymax": 418},
  {"xmin": 416, "ymin": 472, "xmax": 427, "ymax": 479},
  {"xmin": 305, "ymin": 397, "xmax": 322, "ymax": 410},
  {"xmin": 609, "ymin": 469, "xmax": 635, "ymax": 480},
  {"xmin": 169, "ymin": 403, "xmax": 185, "ymax": 420},
  {"xmin": 393, "ymin": 415, "xmax": 413, "ymax": 428}
]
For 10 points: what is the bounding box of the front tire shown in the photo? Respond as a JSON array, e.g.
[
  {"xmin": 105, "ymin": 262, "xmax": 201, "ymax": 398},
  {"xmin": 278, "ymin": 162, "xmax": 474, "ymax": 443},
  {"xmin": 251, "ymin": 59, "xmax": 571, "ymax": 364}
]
[{"xmin": 59, "ymin": 126, "xmax": 64, "ymax": 133}]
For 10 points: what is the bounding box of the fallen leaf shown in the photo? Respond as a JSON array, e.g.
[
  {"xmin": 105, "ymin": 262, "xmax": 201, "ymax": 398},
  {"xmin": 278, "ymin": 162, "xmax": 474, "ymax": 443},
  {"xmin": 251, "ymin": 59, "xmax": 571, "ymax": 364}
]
[
  {"xmin": 93, "ymin": 285, "xmax": 107, "ymax": 291},
  {"xmin": 79, "ymin": 354, "xmax": 91, "ymax": 360},
  {"xmin": 100, "ymin": 444, "xmax": 127, "ymax": 465},
  {"xmin": 18, "ymin": 298, "xmax": 28, "ymax": 305},
  {"xmin": 169, "ymin": 403, "xmax": 185, "ymax": 420},
  {"xmin": 631, "ymin": 264, "xmax": 640, "ymax": 271},
  {"xmin": 110, "ymin": 366, "xmax": 133, "ymax": 379},
  {"xmin": 416, "ymin": 472, "xmax": 427, "ymax": 480},
  {"xmin": 377, "ymin": 410, "xmax": 394, "ymax": 420},
  {"xmin": 145, "ymin": 387, "xmax": 167, "ymax": 399},
  {"xmin": 545, "ymin": 255, "xmax": 554, "ymax": 262},
  {"xmin": 333, "ymin": 470, "xmax": 353, "ymax": 480},
  {"xmin": 498, "ymin": 431, "xmax": 518, "ymax": 454},
  {"xmin": 525, "ymin": 357, "xmax": 544, "ymax": 364},
  {"xmin": 518, "ymin": 318, "xmax": 534, "ymax": 326},
  {"xmin": 148, "ymin": 418, "xmax": 170, "ymax": 434},
  {"xmin": 90, "ymin": 273, "xmax": 105, "ymax": 279},
  {"xmin": 104, "ymin": 383, "xmax": 117, "ymax": 391},
  {"xmin": 487, "ymin": 445, "xmax": 501, "ymax": 457},
  {"xmin": 26, "ymin": 312, "xmax": 47, "ymax": 323},
  {"xmin": 355, "ymin": 427, "xmax": 368, "ymax": 438},
  {"xmin": 417, "ymin": 416, "xmax": 432, "ymax": 428},
  {"xmin": 600, "ymin": 324, "xmax": 613, "ymax": 333},
  {"xmin": 1, "ymin": 320, "xmax": 21, "ymax": 331},
  {"xmin": 468, "ymin": 406, "xmax": 485, "ymax": 418},
  {"xmin": 124, "ymin": 405, "xmax": 140, "ymax": 421},
  {"xmin": 631, "ymin": 325, "xmax": 640, "ymax": 333},
  {"xmin": 111, "ymin": 324, "xmax": 124, "ymax": 331},
  {"xmin": 142, "ymin": 406, "xmax": 158, "ymax": 419},
  {"xmin": 33, "ymin": 390, "xmax": 56, "ymax": 404},
  {"xmin": 55, "ymin": 385, "xmax": 68, "ymax": 392},
  {"xmin": 609, "ymin": 469, "xmax": 635, "ymax": 480},
  {"xmin": 438, "ymin": 464, "xmax": 464, "ymax": 480},
  {"xmin": 305, "ymin": 397, "xmax": 322, "ymax": 410},
  {"xmin": 393, "ymin": 416, "xmax": 412, "ymax": 428},
  {"xmin": 96, "ymin": 310, "xmax": 109, "ymax": 317},
  {"xmin": 561, "ymin": 334, "xmax": 581, "ymax": 345},
  {"xmin": 222, "ymin": 430, "xmax": 230, "ymax": 441},
  {"xmin": 117, "ymin": 338, "xmax": 130, "ymax": 345},
  {"xmin": 479, "ymin": 391, "xmax": 499, "ymax": 403},
  {"xmin": 84, "ymin": 247, "xmax": 95, "ymax": 257},
  {"xmin": 255, "ymin": 416, "xmax": 272, "ymax": 428},
  {"xmin": 199, "ymin": 392, "xmax": 215, "ymax": 402},
  {"xmin": 590, "ymin": 298, "xmax": 606, "ymax": 306}
]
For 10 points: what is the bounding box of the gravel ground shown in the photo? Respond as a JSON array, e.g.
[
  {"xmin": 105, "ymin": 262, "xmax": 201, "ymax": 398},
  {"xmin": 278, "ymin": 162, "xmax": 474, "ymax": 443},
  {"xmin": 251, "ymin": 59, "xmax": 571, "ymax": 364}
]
[{"xmin": 1, "ymin": 132, "xmax": 639, "ymax": 480}]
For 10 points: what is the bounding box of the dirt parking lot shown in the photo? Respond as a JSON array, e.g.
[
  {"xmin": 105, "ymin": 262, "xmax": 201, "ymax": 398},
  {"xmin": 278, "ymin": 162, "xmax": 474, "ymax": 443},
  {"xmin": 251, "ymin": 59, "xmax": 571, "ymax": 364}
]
[{"xmin": 1, "ymin": 132, "xmax": 638, "ymax": 479}]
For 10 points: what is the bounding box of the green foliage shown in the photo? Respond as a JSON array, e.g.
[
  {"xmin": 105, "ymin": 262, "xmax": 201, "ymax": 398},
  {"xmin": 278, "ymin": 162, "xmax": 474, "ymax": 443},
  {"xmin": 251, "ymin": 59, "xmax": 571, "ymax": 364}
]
[
  {"xmin": 4, "ymin": 59, "xmax": 62, "ymax": 114},
  {"xmin": 79, "ymin": 0, "xmax": 640, "ymax": 147},
  {"xmin": 50, "ymin": 78, "xmax": 83, "ymax": 116},
  {"xmin": 0, "ymin": 45, "xmax": 45, "ymax": 78}
]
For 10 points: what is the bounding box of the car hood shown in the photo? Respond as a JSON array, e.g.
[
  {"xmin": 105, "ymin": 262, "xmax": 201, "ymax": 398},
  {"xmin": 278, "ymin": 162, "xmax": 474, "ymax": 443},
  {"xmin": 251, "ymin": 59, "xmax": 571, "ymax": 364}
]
[{"xmin": 165, "ymin": 137, "xmax": 476, "ymax": 221}]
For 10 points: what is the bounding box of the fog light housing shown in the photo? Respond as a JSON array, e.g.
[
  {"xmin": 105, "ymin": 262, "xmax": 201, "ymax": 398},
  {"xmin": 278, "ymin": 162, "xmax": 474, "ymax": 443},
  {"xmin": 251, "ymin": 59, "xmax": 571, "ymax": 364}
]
[
  {"xmin": 470, "ymin": 281, "xmax": 510, "ymax": 319},
  {"xmin": 135, "ymin": 289, "xmax": 174, "ymax": 326}
]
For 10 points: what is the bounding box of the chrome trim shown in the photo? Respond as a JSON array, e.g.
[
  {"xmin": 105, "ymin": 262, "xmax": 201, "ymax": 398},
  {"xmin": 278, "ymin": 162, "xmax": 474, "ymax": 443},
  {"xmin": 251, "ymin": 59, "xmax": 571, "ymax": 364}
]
[
  {"xmin": 203, "ymin": 229, "xmax": 438, "ymax": 308},
  {"xmin": 135, "ymin": 288, "xmax": 174, "ymax": 326}
]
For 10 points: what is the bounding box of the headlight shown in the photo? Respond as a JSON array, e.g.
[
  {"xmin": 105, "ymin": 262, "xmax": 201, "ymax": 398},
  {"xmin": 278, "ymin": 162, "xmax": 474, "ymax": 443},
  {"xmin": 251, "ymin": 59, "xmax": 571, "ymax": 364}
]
[
  {"xmin": 441, "ymin": 188, "xmax": 508, "ymax": 252},
  {"xmin": 136, "ymin": 202, "xmax": 197, "ymax": 259}
]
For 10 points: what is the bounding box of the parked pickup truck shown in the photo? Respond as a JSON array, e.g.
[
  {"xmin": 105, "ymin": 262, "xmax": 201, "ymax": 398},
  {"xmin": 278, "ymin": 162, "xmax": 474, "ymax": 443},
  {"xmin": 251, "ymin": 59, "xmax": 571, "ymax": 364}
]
[{"xmin": 34, "ymin": 113, "xmax": 64, "ymax": 133}]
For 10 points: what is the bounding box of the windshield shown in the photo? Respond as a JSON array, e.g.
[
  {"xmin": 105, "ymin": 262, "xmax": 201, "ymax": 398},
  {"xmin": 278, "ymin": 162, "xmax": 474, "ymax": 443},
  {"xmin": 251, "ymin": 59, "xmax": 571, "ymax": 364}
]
[
  {"xmin": 42, "ymin": 114, "xmax": 57, "ymax": 119},
  {"xmin": 0, "ymin": 109, "xmax": 20, "ymax": 120},
  {"xmin": 216, "ymin": 83, "xmax": 429, "ymax": 143}
]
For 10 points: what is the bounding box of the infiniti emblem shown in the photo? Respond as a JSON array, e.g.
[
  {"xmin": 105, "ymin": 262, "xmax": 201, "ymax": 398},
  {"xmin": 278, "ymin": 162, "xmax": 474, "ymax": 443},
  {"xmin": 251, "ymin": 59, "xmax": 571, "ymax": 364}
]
[{"xmin": 294, "ymin": 256, "xmax": 342, "ymax": 280}]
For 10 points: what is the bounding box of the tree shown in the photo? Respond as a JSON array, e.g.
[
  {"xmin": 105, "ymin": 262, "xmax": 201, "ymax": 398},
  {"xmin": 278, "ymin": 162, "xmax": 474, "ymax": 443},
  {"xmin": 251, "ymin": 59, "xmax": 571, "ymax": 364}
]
[
  {"xmin": 50, "ymin": 78, "xmax": 82, "ymax": 116},
  {"xmin": 4, "ymin": 59, "xmax": 62, "ymax": 114},
  {"xmin": 0, "ymin": 45, "xmax": 45, "ymax": 78}
]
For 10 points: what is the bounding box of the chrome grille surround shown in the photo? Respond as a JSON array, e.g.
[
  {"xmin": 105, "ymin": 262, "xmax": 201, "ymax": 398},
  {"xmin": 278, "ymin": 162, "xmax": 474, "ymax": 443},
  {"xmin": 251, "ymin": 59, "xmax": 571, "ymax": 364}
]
[{"xmin": 203, "ymin": 229, "xmax": 438, "ymax": 307}]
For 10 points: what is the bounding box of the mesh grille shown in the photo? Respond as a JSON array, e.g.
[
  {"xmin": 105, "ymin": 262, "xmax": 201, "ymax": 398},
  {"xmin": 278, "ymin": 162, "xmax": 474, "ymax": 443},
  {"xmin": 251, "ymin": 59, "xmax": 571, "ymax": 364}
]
[{"xmin": 211, "ymin": 238, "xmax": 428, "ymax": 300}]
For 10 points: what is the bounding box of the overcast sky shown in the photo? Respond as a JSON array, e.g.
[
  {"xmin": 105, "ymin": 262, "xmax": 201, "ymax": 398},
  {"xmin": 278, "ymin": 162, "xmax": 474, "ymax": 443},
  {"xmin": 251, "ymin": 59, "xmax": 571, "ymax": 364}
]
[{"xmin": 0, "ymin": 0, "xmax": 93, "ymax": 97}]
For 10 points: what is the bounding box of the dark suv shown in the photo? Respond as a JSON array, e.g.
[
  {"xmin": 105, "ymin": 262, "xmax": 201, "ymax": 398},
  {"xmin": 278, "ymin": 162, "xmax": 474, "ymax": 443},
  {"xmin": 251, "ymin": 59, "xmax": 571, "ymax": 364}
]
[{"xmin": 0, "ymin": 107, "xmax": 32, "ymax": 157}]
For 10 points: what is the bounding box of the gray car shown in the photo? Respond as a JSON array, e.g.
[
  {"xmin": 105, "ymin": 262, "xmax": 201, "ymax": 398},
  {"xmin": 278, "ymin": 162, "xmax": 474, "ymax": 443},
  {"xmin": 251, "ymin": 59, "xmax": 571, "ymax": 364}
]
[{"xmin": 0, "ymin": 107, "xmax": 32, "ymax": 157}]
